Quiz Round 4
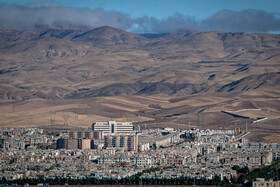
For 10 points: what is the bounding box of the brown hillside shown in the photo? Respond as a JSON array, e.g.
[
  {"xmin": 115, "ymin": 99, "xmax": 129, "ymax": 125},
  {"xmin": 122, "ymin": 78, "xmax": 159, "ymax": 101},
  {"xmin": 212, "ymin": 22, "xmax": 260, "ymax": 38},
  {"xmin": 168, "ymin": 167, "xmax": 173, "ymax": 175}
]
[{"xmin": 0, "ymin": 26, "xmax": 279, "ymax": 135}]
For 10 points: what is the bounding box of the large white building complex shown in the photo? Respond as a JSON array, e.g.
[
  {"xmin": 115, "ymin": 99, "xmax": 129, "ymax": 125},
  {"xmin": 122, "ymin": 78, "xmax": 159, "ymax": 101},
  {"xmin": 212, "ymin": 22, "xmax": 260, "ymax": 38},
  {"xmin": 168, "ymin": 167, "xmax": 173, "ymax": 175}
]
[{"xmin": 92, "ymin": 121, "xmax": 134, "ymax": 135}]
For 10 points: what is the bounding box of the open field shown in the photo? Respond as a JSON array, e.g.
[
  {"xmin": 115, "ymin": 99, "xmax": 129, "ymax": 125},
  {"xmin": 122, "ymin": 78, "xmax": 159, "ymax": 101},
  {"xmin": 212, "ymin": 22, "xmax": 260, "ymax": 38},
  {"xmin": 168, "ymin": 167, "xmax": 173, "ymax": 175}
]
[
  {"xmin": 1, "ymin": 93, "xmax": 279, "ymax": 138},
  {"xmin": 248, "ymin": 134, "xmax": 280, "ymax": 143}
]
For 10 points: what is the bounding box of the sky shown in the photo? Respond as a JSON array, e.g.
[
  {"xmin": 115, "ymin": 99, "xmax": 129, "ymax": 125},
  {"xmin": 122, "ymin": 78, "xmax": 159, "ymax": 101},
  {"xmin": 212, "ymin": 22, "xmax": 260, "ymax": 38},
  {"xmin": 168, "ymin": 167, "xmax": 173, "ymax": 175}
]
[{"xmin": 0, "ymin": 0, "xmax": 280, "ymax": 33}]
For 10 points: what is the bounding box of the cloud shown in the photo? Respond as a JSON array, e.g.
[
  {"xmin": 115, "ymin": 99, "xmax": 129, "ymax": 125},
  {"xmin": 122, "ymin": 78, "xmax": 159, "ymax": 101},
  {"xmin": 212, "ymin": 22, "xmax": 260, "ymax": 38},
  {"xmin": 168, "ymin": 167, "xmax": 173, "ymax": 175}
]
[
  {"xmin": 131, "ymin": 9, "xmax": 280, "ymax": 33},
  {"xmin": 0, "ymin": 3, "xmax": 133, "ymax": 30},
  {"xmin": 131, "ymin": 13, "xmax": 200, "ymax": 33},
  {"xmin": 203, "ymin": 9, "xmax": 280, "ymax": 32},
  {"xmin": 0, "ymin": 2, "xmax": 280, "ymax": 33}
]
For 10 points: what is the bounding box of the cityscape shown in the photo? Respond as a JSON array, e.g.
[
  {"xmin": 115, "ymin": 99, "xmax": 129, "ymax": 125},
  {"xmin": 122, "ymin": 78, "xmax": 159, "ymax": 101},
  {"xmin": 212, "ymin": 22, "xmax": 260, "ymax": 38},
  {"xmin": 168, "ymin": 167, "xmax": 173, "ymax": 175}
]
[{"xmin": 1, "ymin": 121, "xmax": 280, "ymax": 186}]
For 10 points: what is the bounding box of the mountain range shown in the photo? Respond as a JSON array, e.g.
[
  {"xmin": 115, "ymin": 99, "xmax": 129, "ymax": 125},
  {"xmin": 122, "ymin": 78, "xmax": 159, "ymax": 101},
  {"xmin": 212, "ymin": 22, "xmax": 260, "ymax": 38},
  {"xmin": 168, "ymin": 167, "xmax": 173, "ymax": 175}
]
[{"xmin": 0, "ymin": 26, "xmax": 279, "ymax": 134}]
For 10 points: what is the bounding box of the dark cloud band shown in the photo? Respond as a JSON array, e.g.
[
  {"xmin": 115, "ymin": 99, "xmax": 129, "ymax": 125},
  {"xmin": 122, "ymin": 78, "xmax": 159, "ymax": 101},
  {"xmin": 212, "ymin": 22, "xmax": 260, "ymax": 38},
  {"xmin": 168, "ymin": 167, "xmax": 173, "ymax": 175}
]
[{"xmin": 0, "ymin": 2, "xmax": 279, "ymax": 33}]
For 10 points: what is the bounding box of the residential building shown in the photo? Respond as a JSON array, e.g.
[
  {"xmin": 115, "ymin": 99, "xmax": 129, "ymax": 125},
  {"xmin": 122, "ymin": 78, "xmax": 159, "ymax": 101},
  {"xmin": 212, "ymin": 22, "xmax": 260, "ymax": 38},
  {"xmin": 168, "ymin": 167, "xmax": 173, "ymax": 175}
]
[
  {"xmin": 69, "ymin": 130, "xmax": 103, "ymax": 140},
  {"xmin": 104, "ymin": 133, "xmax": 138, "ymax": 151},
  {"xmin": 78, "ymin": 139, "xmax": 91, "ymax": 150}
]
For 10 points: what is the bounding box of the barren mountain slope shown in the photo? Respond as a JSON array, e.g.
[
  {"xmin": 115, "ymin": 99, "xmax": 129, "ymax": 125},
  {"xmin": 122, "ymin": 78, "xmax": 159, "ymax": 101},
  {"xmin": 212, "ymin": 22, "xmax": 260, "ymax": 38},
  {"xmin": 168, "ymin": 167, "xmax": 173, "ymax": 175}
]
[{"xmin": 0, "ymin": 26, "xmax": 279, "ymax": 133}]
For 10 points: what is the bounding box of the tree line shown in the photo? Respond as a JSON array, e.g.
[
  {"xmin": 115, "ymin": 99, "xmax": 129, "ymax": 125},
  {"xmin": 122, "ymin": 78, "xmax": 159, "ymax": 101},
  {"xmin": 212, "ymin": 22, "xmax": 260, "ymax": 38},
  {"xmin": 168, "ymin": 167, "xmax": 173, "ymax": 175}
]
[{"xmin": 0, "ymin": 175, "xmax": 222, "ymax": 186}]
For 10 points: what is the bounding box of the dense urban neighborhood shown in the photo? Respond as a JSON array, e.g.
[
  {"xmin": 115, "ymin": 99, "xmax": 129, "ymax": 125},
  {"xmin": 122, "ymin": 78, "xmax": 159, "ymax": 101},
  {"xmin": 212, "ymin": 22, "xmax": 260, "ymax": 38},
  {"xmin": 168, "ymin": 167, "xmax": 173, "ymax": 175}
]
[{"xmin": 1, "ymin": 121, "xmax": 280, "ymax": 186}]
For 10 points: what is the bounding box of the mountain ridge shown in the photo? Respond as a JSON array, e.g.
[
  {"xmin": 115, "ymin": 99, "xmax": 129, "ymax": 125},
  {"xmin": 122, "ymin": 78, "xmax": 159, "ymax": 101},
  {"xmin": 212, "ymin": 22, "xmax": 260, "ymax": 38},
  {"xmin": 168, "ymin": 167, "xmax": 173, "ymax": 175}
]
[{"xmin": 0, "ymin": 26, "xmax": 279, "ymax": 129}]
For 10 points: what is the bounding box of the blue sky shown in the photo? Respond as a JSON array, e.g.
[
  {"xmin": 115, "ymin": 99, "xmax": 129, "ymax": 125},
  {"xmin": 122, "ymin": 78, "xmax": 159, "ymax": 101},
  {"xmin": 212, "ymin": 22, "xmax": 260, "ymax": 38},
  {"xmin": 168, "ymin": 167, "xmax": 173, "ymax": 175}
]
[
  {"xmin": 1, "ymin": 0, "xmax": 279, "ymax": 19},
  {"xmin": 0, "ymin": 0, "xmax": 280, "ymax": 33}
]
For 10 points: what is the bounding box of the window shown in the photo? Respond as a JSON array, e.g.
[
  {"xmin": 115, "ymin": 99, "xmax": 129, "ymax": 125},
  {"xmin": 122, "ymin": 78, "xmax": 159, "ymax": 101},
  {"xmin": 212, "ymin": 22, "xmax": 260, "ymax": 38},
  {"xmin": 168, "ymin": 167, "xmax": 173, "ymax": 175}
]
[{"xmin": 111, "ymin": 124, "xmax": 115, "ymax": 133}]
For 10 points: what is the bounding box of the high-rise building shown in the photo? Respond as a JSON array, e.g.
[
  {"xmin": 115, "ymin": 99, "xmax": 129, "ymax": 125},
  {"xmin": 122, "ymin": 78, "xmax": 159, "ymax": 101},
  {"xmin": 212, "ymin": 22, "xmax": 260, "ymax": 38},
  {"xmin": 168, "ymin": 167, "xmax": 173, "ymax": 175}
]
[
  {"xmin": 68, "ymin": 131, "xmax": 78, "ymax": 139},
  {"xmin": 78, "ymin": 138, "xmax": 91, "ymax": 149},
  {"xmin": 104, "ymin": 134, "xmax": 138, "ymax": 151},
  {"xmin": 57, "ymin": 138, "xmax": 78, "ymax": 149},
  {"xmin": 57, "ymin": 138, "xmax": 94, "ymax": 150},
  {"xmin": 92, "ymin": 121, "xmax": 134, "ymax": 134},
  {"xmin": 0, "ymin": 138, "xmax": 25, "ymax": 150},
  {"xmin": 56, "ymin": 139, "xmax": 66, "ymax": 149},
  {"xmin": 67, "ymin": 139, "xmax": 78, "ymax": 149},
  {"xmin": 92, "ymin": 131, "xmax": 103, "ymax": 139},
  {"xmin": 69, "ymin": 130, "xmax": 103, "ymax": 139}
]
